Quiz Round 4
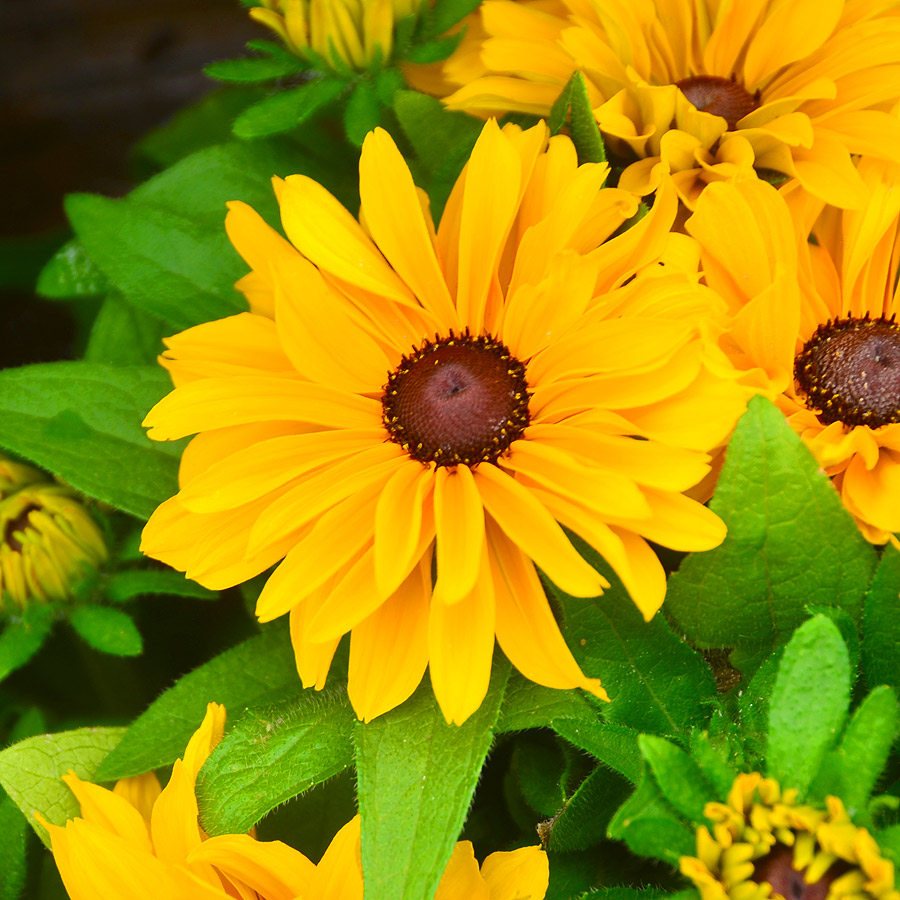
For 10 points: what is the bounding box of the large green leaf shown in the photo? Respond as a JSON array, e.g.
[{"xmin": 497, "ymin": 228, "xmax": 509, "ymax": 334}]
[
  {"xmin": 551, "ymin": 537, "xmax": 718, "ymax": 736},
  {"xmin": 0, "ymin": 362, "xmax": 182, "ymax": 519},
  {"xmin": 354, "ymin": 662, "xmax": 509, "ymax": 900},
  {"xmin": 0, "ymin": 727, "xmax": 126, "ymax": 847},
  {"xmin": 862, "ymin": 545, "xmax": 900, "ymax": 694},
  {"xmin": 666, "ymin": 397, "xmax": 877, "ymax": 647},
  {"xmin": 95, "ymin": 625, "xmax": 297, "ymax": 780},
  {"xmin": 766, "ymin": 616, "xmax": 851, "ymax": 796},
  {"xmin": 197, "ymin": 687, "xmax": 355, "ymax": 835},
  {"xmin": 497, "ymin": 672, "xmax": 600, "ymax": 734}
]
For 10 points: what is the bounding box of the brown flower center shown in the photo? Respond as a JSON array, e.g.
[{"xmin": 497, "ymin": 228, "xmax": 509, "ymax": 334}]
[
  {"xmin": 794, "ymin": 315, "xmax": 900, "ymax": 428},
  {"xmin": 753, "ymin": 846, "xmax": 848, "ymax": 900},
  {"xmin": 382, "ymin": 331, "xmax": 530, "ymax": 467},
  {"xmin": 676, "ymin": 75, "xmax": 759, "ymax": 129}
]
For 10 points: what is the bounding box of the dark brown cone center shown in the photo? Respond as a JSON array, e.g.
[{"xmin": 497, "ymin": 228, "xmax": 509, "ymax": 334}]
[
  {"xmin": 794, "ymin": 316, "xmax": 900, "ymax": 428},
  {"xmin": 676, "ymin": 75, "xmax": 758, "ymax": 129},
  {"xmin": 382, "ymin": 333, "xmax": 530, "ymax": 467},
  {"xmin": 753, "ymin": 846, "xmax": 849, "ymax": 900}
]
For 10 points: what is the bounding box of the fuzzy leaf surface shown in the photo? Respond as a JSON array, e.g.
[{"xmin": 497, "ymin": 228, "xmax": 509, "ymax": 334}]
[
  {"xmin": 354, "ymin": 663, "xmax": 508, "ymax": 900},
  {"xmin": 0, "ymin": 727, "xmax": 126, "ymax": 847},
  {"xmin": 197, "ymin": 687, "xmax": 355, "ymax": 835},
  {"xmin": 96, "ymin": 626, "xmax": 297, "ymax": 780},
  {"xmin": 666, "ymin": 397, "xmax": 876, "ymax": 647},
  {"xmin": 547, "ymin": 765, "xmax": 632, "ymax": 852},
  {"xmin": 639, "ymin": 734, "xmax": 715, "ymax": 824},
  {"xmin": 552, "ymin": 719, "xmax": 643, "ymax": 783},
  {"xmin": 568, "ymin": 72, "xmax": 606, "ymax": 163},
  {"xmin": 0, "ymin": 794, "xmax": 27, "ymax": 900},
  {"xmin": 0, "ymin": 362, "xmax": 182, "ymax": 519},
  {"xmin": 862, "ymin": 545, "xmax": 900, "ymax": 694},
  {"xmin": 497, "ymin": 673, "xmax": 599, "ymax": 733}
]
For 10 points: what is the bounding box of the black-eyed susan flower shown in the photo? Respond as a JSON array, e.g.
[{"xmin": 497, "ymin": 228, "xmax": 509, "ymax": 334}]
[
  {"xmin": 0, "ymin": 457, "xmax": 106, "ymax": 613},
  {"xmin": 42, "ymin": 703, "xmax": 550, "ymax": 900},
  {"xmin": 682, "ymin": 774, "xmax": 899, "ymax": 900},
  {"xmin": 141, "ymin": 118, "xmax": 750, "ymax": 724},
  {"xmin": 440, "ymin": 0, "xmax": 900, "ymax": 209},
  {"xmin": 686, "ymin": 160, "xmax": 900, "ymax": 543}
]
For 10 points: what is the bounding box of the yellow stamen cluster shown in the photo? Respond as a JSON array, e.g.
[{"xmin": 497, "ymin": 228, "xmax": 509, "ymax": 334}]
[
  {"xmin": 681, "ymin": 774, "xmax": 900, "ymax": 900},
  {"xmin": 251, "ymin": 0, "xmax": 424, "ymax": 71},
  {"xmin": 0, "ymin": 458, "xmax": 106, "ymax": 613}
]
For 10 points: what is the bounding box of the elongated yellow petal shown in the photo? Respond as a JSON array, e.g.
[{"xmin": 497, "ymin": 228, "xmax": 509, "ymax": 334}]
[
  {"xmin": 481, "ymin": 845, "xmax": 550, "ymax": 900},
  {"xmin": 432, "ymin": 465, "xmax": 485, "ymax": 605},
  {"xmin": 434, "ymin": 842, "xmax": 491, "ymax": 900}
]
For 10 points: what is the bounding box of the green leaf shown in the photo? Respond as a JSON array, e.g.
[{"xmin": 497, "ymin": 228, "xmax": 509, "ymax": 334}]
[
  {"xmin": 513, "ymin": 736, "xmax": 567, "ymax": 817},
  {"xmin": 608, "ymin": 772, "xmax": 695, "ymax": 864},
  {"xmin": 197, "ymin": 687, "xmax": 354, "ymax": 835},
  {"xmin": 354, "ymin": 661, "xmax": 509, "ymax": 900},
  {"xmin": 0, "ymin": 794, "xmax": 27, "ymax": 900},
  {"xmin": 551, "ymin": 536, "xmax": 718, "ymax": 736},
  {"xmin": 0, "ymin": 726, "xmax": 126, "ymax": 847},
  {"xmin": 580, "ymin": 891, "xmax": 673, "ymax": 900},
  {"xmin": 546, "ymin": 765, "xmax": 633, "ymax": 852},
  {"xmin": 639, "ymin": 734, "xmax": 715, "ymax": 824},
  {"xmin": 405, "ymin": 31, "xmax": 465, "ymax": 64},
  {"xmin": 767, "ymin": 616, "xmax": 851, "ymax": 796},
  {"xmin": 95, "ymin": 626, "xmax": 297, "ymax": 780},
  {"xmin": 0, "ymin": 606, "xmax": 56, "ymax": 683},
  {"xmin": 552, "ymin": 719, "xmax": 643, "ymax": 783},
  {"xmin": 567, "ymin": 72, "xmax": 605, "ymax": 164},
  {"xmin": 104, "ymin": 569, "xmax": 217, "ymax": 603},
  {"xmin": 205, "ymin": 56, "xmax": 303, "ymax": 83},
  {"xmin": 497, "ymin": 672, "xmax": 599, "ymax": 733},
  {"xmin": 666, "ymin": 397, "xmax": 877, "ymax": 647},
  {"xmin": 65, "ymin": 193, "xmax": 246, "ymax": 331},
  {"xmin": 7, "ymin": 707, "xmax": 49, "ymax": 745},
  {"xmin": 689, "ymin": 730, "xmax": 738, "ymax": 801},
  {"xmin": 36, "ymin": 239, "xmax": 108, "ymax": 300},
  {"xmin": 84, "ymin": 295, "xmax": 167, "ymax": 366},
  {"xmin": 737, "ymin": 648, "xmax": 782, "ymax": 762},
  {"xmin": 808, "ymin": 686, "xmax": 899, "ymax": 815},
  {"xmin": 233, "ymin": 79, "xmax": 344, "ymax": 138},
  {"xmin": 0, "ymin": 362, "xmax": 182, "ymax": 519},
  {"xmin": 876, "ymin": 824, "xmax": 900, "ymax": 865},
  {"xmin": 344, "ymin": 80, "xmax": 382, "ymax": 146},
  {"xmin": 549, "ymin": 74, "xmax": 577, "ymax": 135},
  {"xmin": 429, "ymin": 0, "xmax": 481, "ymax": 34},
  {"xmin": 862, "ymin": 544, "xmax": 900, "ymax": 694},
  {"xmin": 68, "ymin": 606, "xmax": 142, "ymax": 657}
]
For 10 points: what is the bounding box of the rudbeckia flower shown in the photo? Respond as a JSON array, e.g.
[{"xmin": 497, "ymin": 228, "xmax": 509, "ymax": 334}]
[
  {"xmin": 440, "ymin": 0, "xmax": 900, "ymax": 209},
  {"xmin": 141, "ymin": 118, "xmax": 748, "ymax": 724},
  {"xmin": 682, "ymin": 773, "xmax": 900, "ymax": 900},
  {"xmin": 686, "ymin": 160, "xmax": 900, "ymax": 543},
  {"xmin": 42, "ymin": 704, "xmax": 550, "ymax": 900}
]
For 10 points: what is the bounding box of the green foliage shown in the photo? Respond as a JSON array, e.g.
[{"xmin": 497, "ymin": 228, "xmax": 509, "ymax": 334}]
[
  {"xmin": 766, "ymin": 616, "xmax": 851, "ymax": 796},
  {"xmin": 0, "ymin": 726, "xmax": 126, "ymax": 847},
  {"xmin": 688, "ymin": 730, "xmax": 738, "ymax": 800},
  {"xmin": 103, "ymin": 569, "xmax": 216, "ymax": 603},
  {"xmin": 95, "ymin": 626, "xmax": 297, "ymax": 780},
  {"xmin": 551, "ymin": 537, "xmax": 718, "ymax": 736},
  {"xmin": 354, "ymin": 663, "xmax": 508, "ymax": 900},
  {"xmin": 344, "ymin": 80, "xmax": 382, "ymax": 146},
  {"xmin": 68, "ymin": 606, "xmax": 142, "ymax": 657},
  {"xmin": 0, "ymin": 363, "xmax": 182, "ymax": 519},
  {"xmin": 36, "ymin": 239, "xmax": 108, "ymax": 299},
  {"xmin": 0, "ymin": 794, "xmax": 27, "ymax": 900},
  {"xmin": 197, "ymin": 687, "xmax": 355, "ymax": 835},
  {"xmin": 548, "ymin": 72, "xmax": 605, "ymax": 162},
  {"xmin": 84, "ymin": 295, "xmax": 168, "ymax": 366},
  {"xmin": 496, "ymin": 672, "xmax": 600, "ymax": 733},
  {"xmin": 638, "ymin": 734, "xmax": 715, "ymax": 825},
  {"xmin": 862, "ymin": 544, "xmax": 900, "ymax": 693},
  {"xmin": 0, "ymin": 607, "xmax": 56, "ymax": 684},
  {"xmin": 233, "ymin": 80, "xmax": 345, "ymax": 139},
  {"xmin": 205, "ymin": 56, "xmax": 303, "ymax": 83},
  {"xmin": 552, "ymin": 719, "xmax": 643, "ymax": 783},
  {"xmin": 666, "ymin": 397, "xmax": 877, "ymax": 649},
  {"xmin": 428, "ymin": 0, "xmax": 481, "ymax": 34}
]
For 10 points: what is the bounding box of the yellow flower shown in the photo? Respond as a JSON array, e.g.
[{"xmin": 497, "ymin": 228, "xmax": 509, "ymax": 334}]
[
  {"xmin": 686, "ymin": 160, "xmax": 900, "ymax": 543},
  {"xmin": 43, "ymin": 704, "xmax": 549, "ymax": 900},
  {"xmin": 681, "ymin": 773, "xmax": 900, "ymax": 900},
  {"xmin": 0, "ymin": 457, "xmax": 107, "ymax": 613},
  {"xmin": 441, "ymin": 0, "xmax": 900, "ymax": 209},
  {"xmin": 251, "ymin": 0, "xmax": 425, "ymax": 71},
  {"xmin": 141, "ymin": 118, "xmax": 748, "ymax": 724}
]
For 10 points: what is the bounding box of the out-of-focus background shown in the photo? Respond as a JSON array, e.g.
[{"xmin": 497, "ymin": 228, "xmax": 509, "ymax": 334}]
[{"xmin": 1, "ymin": 0, "xmax": 257, "ymax": 366}]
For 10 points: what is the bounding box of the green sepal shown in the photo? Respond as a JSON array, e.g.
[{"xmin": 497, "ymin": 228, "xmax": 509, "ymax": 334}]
[
  {"xmin": 0, "ymin": 726, "xmax": 126, "ymax": 847},
  {"xmin": 607, "ymin": 771, "xmax": 696, "ymax": 864},
  {"xmin": 639, "ymin": 734, "xmax": 716, "ymax": 825},
  {"xmin": 689, "ymin": 730, "xmax": 739, "ymax": 801},
  {"xmin": 807, "ymin": 685, "xmax": 899, "ymax": 818},
  {"xmin": 666, "ymin": 397, "xmax": 877, "ymax": 648},
  {"xmin": 766, "ymin": 616, "xmax": 851, "ymax": 796},
  {"xmin": 95, "ymin": 625, "xmax": 297, "ymax": 780},
  {"xmin": 428, "ymin": 0, "xmax": 481, "ymax": 33},
  {"xmin": 344, "ymin": 80, "xmax": 382, "ymax": 146},
  {"xmin": 68, "ymin": 605, "xmax": 142, "ymax": 657},
  {"xmin": 103, "ymin": 569, "xmax": 217, "ymax": 603},
  {"xmin": 567, "ymin": 72, "xmax": 606, "ymax": 163},
  {"xmin": 552, "ymin": 719, "xmax": 643, "ymax": 783},
  {"xmin": 549, "ymin": 73, "xmax": 578, "ymax": 135},
  {"xmin": 196, "ymin": 687, "xmax": 354, "ymax": 835},
  {"xmin": 0, "ymin": 362, "xmax": 182, "ymax": 520},
  {"xmin": 354, "ymin": 660, "xmax": 509, "ymax": 900},
  {"xmin": 862, "ymin": 544, "xmax": 900, "ymax": 694},
  {"xmin": 497, "ymin": 673, "xmax": 600, "ymax": 733},
  {"xmin": 205, "ymin": 55, "xmax": 303, "ymax": 83},
  {"xmin": 36, "ymin": 239, "xmax": 108, "ymax": 300},
  {"xmin": 233, "ymin": 79, "xmax": 344, "ymax": 139},
  {"xmin": 551, "ymin": 535, "xmax": 718, "ymax": 737},
  {"xmin": 0, "ymin": 606, "xmax": 56, "ymax": 684},
  {"xmin": 0, "ymin": 794, "xmax": 27, "ymax": 900}
]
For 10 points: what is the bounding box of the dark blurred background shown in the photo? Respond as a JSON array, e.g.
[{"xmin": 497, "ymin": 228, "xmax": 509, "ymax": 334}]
[{"xmin": 1, "ymin": 0, "xmax": 258, "ymax": 366}]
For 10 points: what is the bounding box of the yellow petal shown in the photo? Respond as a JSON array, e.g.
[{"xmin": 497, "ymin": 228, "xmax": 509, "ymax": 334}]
[
  {"xmin": 310, "ymin": 816, "xmax": 364, "ymax": 897},
  {"xmin": 481, "ymin": 845, "xmax": 550, "ymax": 900},
  {"xmin": 61, "ymin": 774, "xmax": 152, "ymax": 853},
  {"xmin": 434, "ymin": 842, "xmax": 491, "ymax": 900}
]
